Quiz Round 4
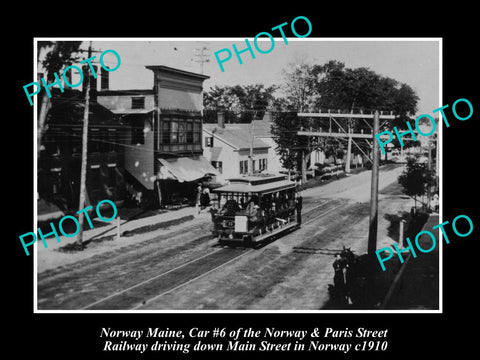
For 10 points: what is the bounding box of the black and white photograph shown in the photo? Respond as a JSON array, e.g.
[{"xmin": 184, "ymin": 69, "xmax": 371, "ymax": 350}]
[{"xmin": 33, "ymin": 38, "xmax": 441, "ymax": 311}]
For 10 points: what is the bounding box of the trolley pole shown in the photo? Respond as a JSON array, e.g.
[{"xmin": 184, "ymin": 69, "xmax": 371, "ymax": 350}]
[{"xmin": 367, "ymin": 110, "xmax": 380, "ymax": 255}]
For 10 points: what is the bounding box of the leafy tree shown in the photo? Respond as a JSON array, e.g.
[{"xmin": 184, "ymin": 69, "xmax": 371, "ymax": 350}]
[
  {"xmin": 274, "ymin": 59, "xmax": 419, "ymax": 175},
  {"xmin": 312, "ymin": 61, "xmax": 419, "ymax": 139},
  {"xmin": 203, "ymin": 84, "xmax": 277, "ymax": 123},
  {"xmin": 203, "ymin": 85, "xmax": 243, "ymax": 113},
  {"xmin": 37, "ymin": 41, "xmax": 83, "ymax": 157},
  {"xmin": 271, "ymin": 111, "xmax": 314, "ymax": 182},
  {"xmin": 398, "ymin": 156, "xmax": 435, "ymax": 208},
  {"xmin": 281, "ymin": 60, "xmax": 319, "ymax": 112}
]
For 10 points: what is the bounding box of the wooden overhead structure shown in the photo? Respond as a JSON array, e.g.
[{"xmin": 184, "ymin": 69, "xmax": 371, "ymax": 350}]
[
  {"xmin": 297, "ymin": 111, "xmax": 396, "ymax": 170},
  {"xmin": 297, "ymin": 110, "xmax": 396, "ymax": 256}
]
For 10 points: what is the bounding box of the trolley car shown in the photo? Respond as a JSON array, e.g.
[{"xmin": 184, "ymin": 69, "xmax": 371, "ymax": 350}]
[{"xmin": 210, "ymin": 174, "xmax": 300, "ymax": 246}]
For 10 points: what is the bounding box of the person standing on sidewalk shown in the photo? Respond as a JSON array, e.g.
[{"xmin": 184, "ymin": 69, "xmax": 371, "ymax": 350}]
[
  {"xmin": 195, "ymin": 183, "xmax": 202, "ymax": 214},
  {"xmin": 295, "ymin": 192, "xmax": 303, "ymax": 225}
]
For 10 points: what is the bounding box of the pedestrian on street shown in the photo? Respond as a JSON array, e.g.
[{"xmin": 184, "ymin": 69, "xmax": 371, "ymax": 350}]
[
  {"xmin": 333, "ymin": 254, "xmax": 347, "ymax": 304},
  {"xmin": 295, "ymin": 192, "xmax": 303, "ymax": 225},
  {"xmin": 203, "ymin": 186, "xmax": 210, "ymax": 205}
]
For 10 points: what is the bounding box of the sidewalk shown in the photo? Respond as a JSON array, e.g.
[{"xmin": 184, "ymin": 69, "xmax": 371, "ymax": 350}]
[
  {"xmin": 41, "ymin": 205, "xmax": 208, "ymax": 250},
  {"xmin": 36, "ymin": 205, "xmax": 212, "ymax": 273},
  {"xmin": 381, "ymin": 213, "xmax": 440, "ymax": 310}
]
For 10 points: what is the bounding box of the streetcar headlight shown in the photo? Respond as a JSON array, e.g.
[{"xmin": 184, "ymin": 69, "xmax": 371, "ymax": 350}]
[{"xmin": 229, "ymin": 234, "xmax": 234, "ymax": 239}]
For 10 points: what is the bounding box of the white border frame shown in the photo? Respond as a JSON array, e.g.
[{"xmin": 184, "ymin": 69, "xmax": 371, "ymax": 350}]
[{"xmin": 33, "ymin": 37, "xmax": 443, "ymax": 314}]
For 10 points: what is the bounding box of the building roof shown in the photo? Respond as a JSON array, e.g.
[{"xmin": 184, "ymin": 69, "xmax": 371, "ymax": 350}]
[
  {"xmin": 203, "ymin": 123, "xmax": 270, "ymax": 150},
  {"xmin": 97, "ymin": 89, "xmax": 154, "ymax": 96},
  {"xmin": 145, "ymin": 65, "xmax": 210, "ymax": 80},
  {"xmin": 213, "ymin": 175, "xmax": 296, "ymax": 195},
  {"xmin": 252, "ymin": 119, "xmax": 273, "ymax": 137},
  {"xmin": 47, "ymin": 90, "xmax": 118, "ymax": 125}
]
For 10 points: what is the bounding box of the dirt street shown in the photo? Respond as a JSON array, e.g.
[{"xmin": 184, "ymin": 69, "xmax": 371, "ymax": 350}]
[
  {"xmin": 37, "ymin": 164, "xmax": 412, "ymax": 310},
  {"xmin": 139, "ymin": 165, "xmax": 411, "ymax": 310}
]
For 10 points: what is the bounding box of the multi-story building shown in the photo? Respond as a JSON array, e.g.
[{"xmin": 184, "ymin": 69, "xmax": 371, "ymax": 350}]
[
  {"xmin": 38, "ymin": 89, "xmax": 126, "ymax": 220},
  {"xmin": 97, "ymin": 65, "xmax": 217, "ymax": 207}
]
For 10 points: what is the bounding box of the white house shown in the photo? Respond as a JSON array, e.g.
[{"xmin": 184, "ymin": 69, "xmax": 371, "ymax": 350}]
[
  {"xmin": 248, "ymin": 111, "xmax": 287, "ymax": 176},
  {"xmin": 203, "ymin": 112, "xmax": 270, "ymax": 182}
]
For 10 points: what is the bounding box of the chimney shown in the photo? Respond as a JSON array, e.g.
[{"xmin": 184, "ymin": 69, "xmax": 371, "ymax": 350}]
[
  {"xmin": 217, "ymin": 111, "xmax": 225, "ymax": 128},
  {"xmin": 263, "ymin": 110, "xmax": 273, "ymax": 122},
  {"xmin": 100, "ymin": 67, "xmax": 109, "ymax": 90}
]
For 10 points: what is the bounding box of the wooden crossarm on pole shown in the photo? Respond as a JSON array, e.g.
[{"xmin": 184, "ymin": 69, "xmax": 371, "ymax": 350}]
[
  {"xmin": 298, "ymin": 112, "xmax": 396, "ymax": 119},
  {"xmin": 297, "ymin": 131, "xmax": 392, "ymax": 139}
]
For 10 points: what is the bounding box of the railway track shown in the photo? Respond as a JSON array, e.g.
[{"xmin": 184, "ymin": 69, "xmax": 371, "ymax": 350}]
[{"xmin": 79, "ymin": 198, "xmax": 349, "ymax": 310}]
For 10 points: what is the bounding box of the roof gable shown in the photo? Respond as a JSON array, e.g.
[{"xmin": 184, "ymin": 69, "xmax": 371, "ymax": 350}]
[{"xmin": 203, "ymin": 123, "xmax": 270, "ymax": 150}]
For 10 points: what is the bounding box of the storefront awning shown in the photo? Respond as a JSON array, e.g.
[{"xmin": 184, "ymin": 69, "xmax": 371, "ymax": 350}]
[{"xmin": 158, "ymin": 156, "xmax": 219, "ymax": 183}]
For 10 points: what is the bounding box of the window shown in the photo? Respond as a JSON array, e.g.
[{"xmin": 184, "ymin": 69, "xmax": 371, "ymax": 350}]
[
  {"xmin": 211, "ymin": 161, "xmax": 223, "ymax": 174},
  {"xmin": 193, "ymin": 120, "xmax": 201, "ymax": 144},
  {"xmin": 131, "ymin": 96, "xmax": 145, "ymax": 109},
  {"xmin": 162, "ymin": 121, "xmax": 170, "ymax": 144},
  {"xmin": 186, "ymin": 121, "xmax": 193, "ymax": 143},
  {"xmin": 178, "ymin": 121, "xmax": 186, "ymax": 143},
  {"xmin": 205, "ymin": 136, "xmax": 213, "ymax": 147},
  {"xmin": 239, "ymin": 160, "xmax": 248, "ymax": 175},
  {"xmin": 170, "ymin": 121, "xmax": 178, "ymax": 143},
  {"xmin": 161, "ymin": 117, "xmax": 201, "ymax": 147},
  {"xmin": 259, "ymin": 158, "xmax": 267, "ymax": 171}
]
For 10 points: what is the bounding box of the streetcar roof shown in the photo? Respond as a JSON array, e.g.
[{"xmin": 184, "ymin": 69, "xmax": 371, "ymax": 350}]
[{"xmin": 213, "ymin": 175, "xmax": 297, "ymax": 195}]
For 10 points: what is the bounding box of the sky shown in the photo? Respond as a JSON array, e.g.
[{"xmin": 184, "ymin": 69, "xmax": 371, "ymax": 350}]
[{"xmin": 43, "ymin": 38, "xmax": 441, "ymax": 117}]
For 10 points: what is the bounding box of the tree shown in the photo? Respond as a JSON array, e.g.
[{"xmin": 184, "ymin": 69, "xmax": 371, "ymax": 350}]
[
  {"xmin": 271, "ymin": 111, "xmax": 313, "ymax": 182},
  {"xmin": 37, "ymin": 41, "xmax": 83, "ymax": 158},
  {"xmin": 398, "ymin": 156, "xmax": 435, "ymax": 208},
  {"xmin": 274, "ymin": 59, "xmax": 419, "ymax": 175},
  {"xmin": 281, "ymin": 60, "xmax": 319, "ymax": 112},
  {"xmin": 203, "ymin": 84, "xmax": 277, "ymax": 123},
  {"xmin": 275, "ymin": 60, "xmax": 321, "ymax": 182}
]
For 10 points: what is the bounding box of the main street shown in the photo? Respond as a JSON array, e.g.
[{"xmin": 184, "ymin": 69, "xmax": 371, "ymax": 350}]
[{"xmin": 37, "ymin": 164, "xmax": 409, "ymax": 310}]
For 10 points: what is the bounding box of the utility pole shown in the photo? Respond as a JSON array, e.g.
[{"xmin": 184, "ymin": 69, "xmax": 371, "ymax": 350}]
[
  {"xmin": 427, "ymin": 137, "xmax": 432, "ymax": 210},
  {"xmin": 194, "ymin": 46, "xmax": 210, "ymax": 74},
  {"xmin": 367, "ymin": 110, "xmax": 380, "ymax": 255},
  {"xmin": 345, "ymin": 120, "xmax": 352, "ymax": 174},
  {"xmin": 249, "ymin": 120, "xmax": 255, "ymax": 175},
  {"xmin": 296, "ymin": 110, "xmax": 395, "ymax": 255},
  {"xmin": 76, "ymin": 41, "xmax": 92, "ymax": 247}
]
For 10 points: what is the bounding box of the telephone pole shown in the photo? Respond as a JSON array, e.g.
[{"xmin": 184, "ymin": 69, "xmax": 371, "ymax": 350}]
[
  {"xmin": 296, "ymin": 110, "xmax": 394, "ymax": 255},
  {"xmin": 193, "ymin": 46, "xmax": 210, "ymax": 74},
  {"xmin": 367, "ymin": 110, "xmax": 380, "ymax": 255},
  {"xmin": 76, "ymin": 41, "xmax": 92, "ymax": 247}
]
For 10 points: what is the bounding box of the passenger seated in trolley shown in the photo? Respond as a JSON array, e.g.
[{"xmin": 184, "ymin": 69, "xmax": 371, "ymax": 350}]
[
  {"xmin": 210, "ymin": 174, "xmax": 300, "ymax": 244},
  {"xmin": 220, "ymin": 199, "xmax": 240, "ymax": 216}
]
